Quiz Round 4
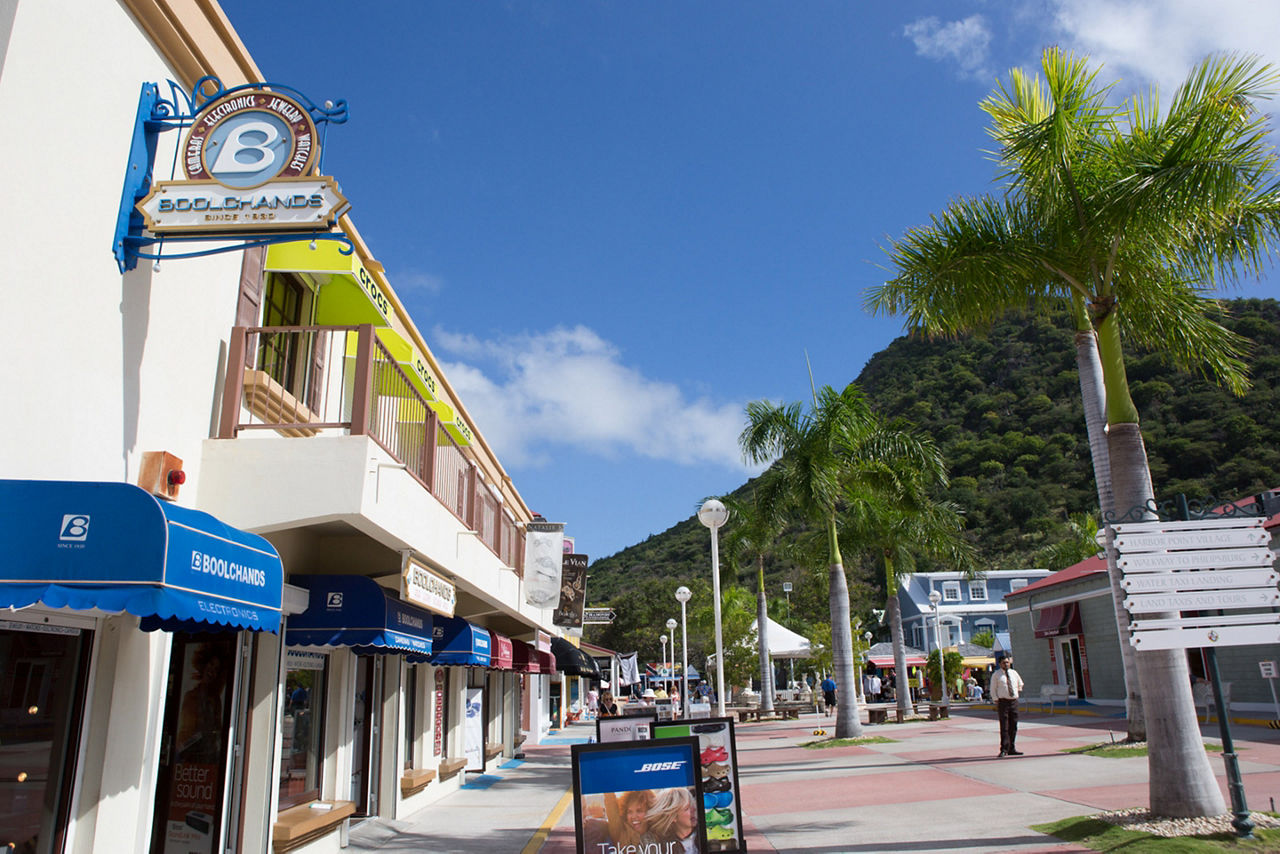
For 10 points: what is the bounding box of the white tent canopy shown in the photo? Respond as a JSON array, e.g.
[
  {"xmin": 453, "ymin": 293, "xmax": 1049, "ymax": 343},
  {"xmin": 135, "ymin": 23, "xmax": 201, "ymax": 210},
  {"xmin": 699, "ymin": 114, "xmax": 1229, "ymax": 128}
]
[{"xmin": 748, "ymin": 617, "xmax": 812, "ymax": 659}]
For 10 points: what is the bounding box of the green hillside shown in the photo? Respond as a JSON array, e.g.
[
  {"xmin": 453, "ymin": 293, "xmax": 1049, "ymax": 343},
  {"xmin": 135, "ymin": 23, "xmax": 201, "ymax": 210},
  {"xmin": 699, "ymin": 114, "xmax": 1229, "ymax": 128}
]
[{"xmin": 585, "ymin": 298, "xmax": 1280, "ymax": 617}]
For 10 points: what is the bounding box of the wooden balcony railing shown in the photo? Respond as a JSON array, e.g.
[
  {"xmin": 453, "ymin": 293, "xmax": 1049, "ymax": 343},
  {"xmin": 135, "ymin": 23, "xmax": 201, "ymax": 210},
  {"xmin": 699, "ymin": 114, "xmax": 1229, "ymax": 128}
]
[{"xmin": 218, "ymin": 324, "xmax": 522, "ymax": 566}]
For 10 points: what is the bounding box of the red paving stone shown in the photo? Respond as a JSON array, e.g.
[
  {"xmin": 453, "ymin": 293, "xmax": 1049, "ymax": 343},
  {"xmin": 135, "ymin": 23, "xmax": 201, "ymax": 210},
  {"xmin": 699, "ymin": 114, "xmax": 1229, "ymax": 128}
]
[{"xmin": 741, "ymin": 766, "xmax": 1013, "ymax": 815}]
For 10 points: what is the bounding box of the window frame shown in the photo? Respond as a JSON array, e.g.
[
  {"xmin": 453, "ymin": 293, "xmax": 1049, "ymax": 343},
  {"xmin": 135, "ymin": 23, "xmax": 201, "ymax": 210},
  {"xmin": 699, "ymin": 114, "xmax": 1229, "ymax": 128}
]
[
  {"xmin": 968, "ymin": 579, "xmax": 988, "ymax": 601},
  {"xmin": 279, "ymin": 650, "xmax": 328, "ymax": 809},
  {"xmin": 941, "ymin": 581, "xmax": 962, "ymax": 602}
]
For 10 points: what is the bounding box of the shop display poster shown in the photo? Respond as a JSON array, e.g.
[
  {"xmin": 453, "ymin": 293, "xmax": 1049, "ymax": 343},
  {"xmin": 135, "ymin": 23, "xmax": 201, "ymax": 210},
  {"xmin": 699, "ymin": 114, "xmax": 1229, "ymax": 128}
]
[
  {"xmin": 596, "ymin": 711, "xmax": 657, "ymax": 743},
  {"xmin": 652, "ymin": 718, "xmax": 745, "ymax": 853},
  {"xmin": 572, "ymin": 737, "xmax": 707, "ymax": 854}
]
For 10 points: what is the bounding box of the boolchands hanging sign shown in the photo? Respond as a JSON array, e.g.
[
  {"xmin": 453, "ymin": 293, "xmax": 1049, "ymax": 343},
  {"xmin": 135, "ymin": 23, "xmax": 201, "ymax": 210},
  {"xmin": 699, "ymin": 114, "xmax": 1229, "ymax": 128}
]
[{"xmin": 135, "ymin": 86, "xmax": 348, "ymax": 235}]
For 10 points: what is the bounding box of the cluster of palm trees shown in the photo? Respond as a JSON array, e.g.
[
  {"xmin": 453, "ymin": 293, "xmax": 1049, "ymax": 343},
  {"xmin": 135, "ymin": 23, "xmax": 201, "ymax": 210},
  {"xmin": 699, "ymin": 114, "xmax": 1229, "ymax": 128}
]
[
  {"xmin": 867, "ymin": 49, "xmax": 1280, "ymax": 818},
  {"xmin": 707, "ymin": 47, "xmax": 1273, "ymax": 820},
  {"xmin": 728, "ymin": 381, "xmax": 975, "ymax": 740}
]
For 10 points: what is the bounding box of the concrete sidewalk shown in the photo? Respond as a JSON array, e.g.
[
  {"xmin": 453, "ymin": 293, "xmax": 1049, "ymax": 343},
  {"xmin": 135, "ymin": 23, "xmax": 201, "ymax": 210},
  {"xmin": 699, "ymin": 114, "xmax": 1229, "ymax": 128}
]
[{"xmin": 348, "ymin": 706, "xmax": 1280, "ymax": 853}]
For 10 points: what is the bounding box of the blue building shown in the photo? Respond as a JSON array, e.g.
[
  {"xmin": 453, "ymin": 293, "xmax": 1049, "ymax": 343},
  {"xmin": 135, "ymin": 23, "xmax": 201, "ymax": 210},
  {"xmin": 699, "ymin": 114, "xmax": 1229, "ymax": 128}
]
[{"xmin": 897, "ymin": 570, "xmax": 1052, "ymax": 653}]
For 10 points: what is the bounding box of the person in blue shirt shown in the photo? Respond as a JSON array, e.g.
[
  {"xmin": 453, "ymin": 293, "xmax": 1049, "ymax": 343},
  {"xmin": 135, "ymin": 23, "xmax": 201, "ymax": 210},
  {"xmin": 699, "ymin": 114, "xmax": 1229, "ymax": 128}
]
[{"xmin": 820, "ymin": 676, "xmax": 837, "ymax": 716}]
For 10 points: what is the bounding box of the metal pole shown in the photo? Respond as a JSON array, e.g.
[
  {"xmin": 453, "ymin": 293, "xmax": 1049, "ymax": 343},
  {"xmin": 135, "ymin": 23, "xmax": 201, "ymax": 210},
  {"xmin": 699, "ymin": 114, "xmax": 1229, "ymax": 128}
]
[
  {"xmin": 711, "ymin": 524, "xmax": 727, "ymax": 717},
  {"xmin": 935, "ymin": 603, "xmax": 950, "ymax": 716},
  {"xmin": 680, "ymin": 601, "xmax": 689, "ymax": 719},
  {"xmin": 1206, "ymin": 648, "xmax": 1253, "ymax": 838}
]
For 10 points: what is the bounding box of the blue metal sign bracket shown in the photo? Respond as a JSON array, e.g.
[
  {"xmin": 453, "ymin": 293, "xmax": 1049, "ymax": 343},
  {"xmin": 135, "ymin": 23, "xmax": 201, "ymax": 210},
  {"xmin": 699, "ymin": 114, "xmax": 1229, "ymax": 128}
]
[{"xmin": 112, "ymin": 77, "xmax": 351, "ymax": 273}]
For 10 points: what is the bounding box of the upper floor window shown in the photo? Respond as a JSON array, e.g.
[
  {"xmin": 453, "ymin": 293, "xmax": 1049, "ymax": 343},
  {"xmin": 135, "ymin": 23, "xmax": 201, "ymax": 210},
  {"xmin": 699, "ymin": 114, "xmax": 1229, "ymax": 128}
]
[
  {"xmin": 942, "ymin": 581, "xmax": 961, "ymax": 602},
  {"xmin": 1009, "ymin": 579, "xmax": 1028, "ymax": 592},
  {"xmin": 968, "ymin": 580, "xmax": 988, "ymax": 601}
]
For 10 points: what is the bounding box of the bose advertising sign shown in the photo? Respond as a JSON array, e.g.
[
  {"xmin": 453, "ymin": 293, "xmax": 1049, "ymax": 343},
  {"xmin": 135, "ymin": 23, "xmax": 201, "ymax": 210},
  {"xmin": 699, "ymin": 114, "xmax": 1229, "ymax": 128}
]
[{"xmin": 136, "ymin": 89, "xmax": 348, "ymax": 234}]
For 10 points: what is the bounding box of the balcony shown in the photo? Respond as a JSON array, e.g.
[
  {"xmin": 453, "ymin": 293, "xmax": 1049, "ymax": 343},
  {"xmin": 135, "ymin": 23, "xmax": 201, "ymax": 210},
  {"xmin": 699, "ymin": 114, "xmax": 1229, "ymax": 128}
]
[{"xmin": 215, "ymin": 324, "xmax": 522, "ymax": 572}]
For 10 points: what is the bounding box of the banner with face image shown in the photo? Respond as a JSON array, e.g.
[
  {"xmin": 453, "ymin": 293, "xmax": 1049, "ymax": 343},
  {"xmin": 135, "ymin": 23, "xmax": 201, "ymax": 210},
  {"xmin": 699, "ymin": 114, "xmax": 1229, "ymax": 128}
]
[{"xmin": 571, "ymin": 737, "xmax": 706, "ymax": 854}]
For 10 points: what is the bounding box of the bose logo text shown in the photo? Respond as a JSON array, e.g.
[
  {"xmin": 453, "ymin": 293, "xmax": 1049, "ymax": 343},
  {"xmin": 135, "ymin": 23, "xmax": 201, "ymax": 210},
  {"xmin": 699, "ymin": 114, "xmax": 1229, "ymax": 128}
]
[{"xmin": 636, "ymin": 761, "xmax": 686, "ymax": 773}]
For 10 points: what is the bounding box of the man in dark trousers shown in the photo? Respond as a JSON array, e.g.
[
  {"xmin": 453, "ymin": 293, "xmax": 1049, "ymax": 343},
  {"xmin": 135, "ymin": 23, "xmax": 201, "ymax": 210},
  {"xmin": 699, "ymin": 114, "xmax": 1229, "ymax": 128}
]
[{"xmin": 992, "ymin": 655, "xmax": 1025, "ymax": 756}]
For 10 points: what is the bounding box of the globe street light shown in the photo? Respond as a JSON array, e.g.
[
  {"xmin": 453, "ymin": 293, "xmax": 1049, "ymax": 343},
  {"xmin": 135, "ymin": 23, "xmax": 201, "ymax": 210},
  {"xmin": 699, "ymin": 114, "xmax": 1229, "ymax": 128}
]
[
  {"xmin": 660, "ymin": 634, "xmax": 669, "ymax": 685},
  {"xmin": 675, "ymin": 586, "xmax": 692, "ymax": 718},
  {"xmin": 698, "ymin": 498, "xmax": 729, "ymax": 717},
  {"xmin": 928, "ymin": 589, "xmax": 951, "ymax": 717},
  {"xmin": 863, "ymin": 630, "xmax": 873, "ymax": 703}
]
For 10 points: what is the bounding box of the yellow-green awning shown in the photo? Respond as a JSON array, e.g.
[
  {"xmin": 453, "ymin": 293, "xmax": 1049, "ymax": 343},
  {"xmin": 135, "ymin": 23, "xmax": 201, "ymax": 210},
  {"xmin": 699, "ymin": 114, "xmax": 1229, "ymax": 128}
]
[{"xmin": 265, "ymin": 240, "xmax": 391, "ymax": 326}]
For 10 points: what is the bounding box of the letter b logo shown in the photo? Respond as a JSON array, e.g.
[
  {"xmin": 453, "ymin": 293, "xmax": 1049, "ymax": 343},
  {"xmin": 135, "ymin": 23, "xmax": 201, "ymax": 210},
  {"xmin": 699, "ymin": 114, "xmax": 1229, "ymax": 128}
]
[{"xmin": 60, "ymin": 514, "xmax": 90, "ymax": 542}]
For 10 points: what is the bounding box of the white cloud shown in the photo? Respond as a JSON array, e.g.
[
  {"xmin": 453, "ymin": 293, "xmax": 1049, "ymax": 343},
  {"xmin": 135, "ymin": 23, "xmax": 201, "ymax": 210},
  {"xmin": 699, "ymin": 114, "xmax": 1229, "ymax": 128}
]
[
  {"xmin": 389, "ymin": 268, "xmax": 444, "ymax": 295},
  {"xmin": 904, "ymin": 15, "xmax": 992, "ymax": 80},
  {"xmin": 431, "ymin": 325, "xmax": 752, "ymax": 472},
  {"xmin": 1044, "ymin": 1, "xmax": 1280, "ymax": 97}
]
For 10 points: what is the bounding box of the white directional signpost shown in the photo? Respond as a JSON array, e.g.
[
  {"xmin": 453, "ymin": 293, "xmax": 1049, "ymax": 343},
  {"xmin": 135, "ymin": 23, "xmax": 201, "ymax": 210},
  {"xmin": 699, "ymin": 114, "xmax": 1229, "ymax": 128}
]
[
  {"xmin": 582, "ymin": 608, "xmax": 616, "ymax": 625},
  {"xmin": 1110, "ymin": 511, "xmax": 1277, "ymax": 838}
]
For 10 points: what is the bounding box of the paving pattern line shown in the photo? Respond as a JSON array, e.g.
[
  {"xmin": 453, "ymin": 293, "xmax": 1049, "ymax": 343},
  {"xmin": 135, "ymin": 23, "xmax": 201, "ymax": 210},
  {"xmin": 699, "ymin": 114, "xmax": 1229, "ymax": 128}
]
[{"xmin": 522, "ymin": 788, "xmax": 573, "ymax": 854}]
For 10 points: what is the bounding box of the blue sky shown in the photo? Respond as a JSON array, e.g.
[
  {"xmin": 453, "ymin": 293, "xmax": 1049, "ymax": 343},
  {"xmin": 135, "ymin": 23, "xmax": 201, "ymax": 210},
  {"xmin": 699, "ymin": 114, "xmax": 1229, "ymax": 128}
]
[{"xmin": 221, "ymin": 1, "xmax": 1280, "ymax": 560}]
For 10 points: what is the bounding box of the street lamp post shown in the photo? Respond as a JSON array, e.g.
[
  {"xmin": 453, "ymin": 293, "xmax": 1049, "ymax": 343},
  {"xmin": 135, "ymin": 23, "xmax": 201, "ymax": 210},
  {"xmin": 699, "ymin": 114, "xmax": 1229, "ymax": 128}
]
[
  {"xmin": 660, "ymin": 634, "xmax": 669, "ymax": 686},
  {"xmin": 928, "ymin": 590, "xmax": 950, "ymax": 717},
  {"xmin": 782, "ymin": 581, "xmax": 792, "ymax": 622},
  {"xmin": 698, "ymin": 498, "xmax": 729, "ymax": 717},
  {"xmin": 666, "ymin": 618, "xmax": 679, "ymax": 703},
  {"xmin": 675, "ymin": 586, "xmax": 691, "ymax": 718},
  {"xmin": 863, "ymin": 630, "xmax": 873, "ymax": 702}
]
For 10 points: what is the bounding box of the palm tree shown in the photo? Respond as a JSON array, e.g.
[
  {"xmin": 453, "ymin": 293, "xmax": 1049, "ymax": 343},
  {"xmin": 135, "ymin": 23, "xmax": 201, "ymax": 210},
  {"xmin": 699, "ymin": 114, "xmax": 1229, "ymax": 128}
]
[
  {"xmin": 870, "ymin": 48, "xmax": 1280, "ymax": 817},
  {"xmin": 841, "ymin": 490, "xmax": 977, "ymax": 720},
  {"xmin": 720, "ymin": 493, "xmax": 789, "ymax": 712},
  {"xmin": 740, "ymin": 382, "xmax": 950, "ymax": 738},
  {"xmin": 1034, "ymin": 512, "xmax": 1102, "ymax": 572}
]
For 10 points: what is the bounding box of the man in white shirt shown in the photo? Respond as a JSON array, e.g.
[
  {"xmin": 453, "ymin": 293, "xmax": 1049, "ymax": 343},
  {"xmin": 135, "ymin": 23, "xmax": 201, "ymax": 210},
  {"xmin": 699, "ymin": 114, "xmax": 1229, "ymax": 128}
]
[
  {"xmin": 870, "ymin": 673, "xmax": 882, "ymax": 702},
  {"xmin": 991, "ymin": 655, "xmax": 1025, "ymax": 757}
]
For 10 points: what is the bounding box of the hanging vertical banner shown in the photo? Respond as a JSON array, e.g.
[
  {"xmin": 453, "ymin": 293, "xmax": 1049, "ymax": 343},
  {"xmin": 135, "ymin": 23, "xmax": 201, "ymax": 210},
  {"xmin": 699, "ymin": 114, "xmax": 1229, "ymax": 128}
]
[
  {"xmin": 554, "ymin": 554, "xmax": 590, "ymax": 627},
  {"xmin": 464, "ymin": 687, "xmax": 484, "ymax": 772},
  {"xmin": 524, "ymin": 521, "xmax": 566, "ymax": 607},
  {"xmin": 616, "ymin": 652, "xmax": 640, "ymax": 687}
]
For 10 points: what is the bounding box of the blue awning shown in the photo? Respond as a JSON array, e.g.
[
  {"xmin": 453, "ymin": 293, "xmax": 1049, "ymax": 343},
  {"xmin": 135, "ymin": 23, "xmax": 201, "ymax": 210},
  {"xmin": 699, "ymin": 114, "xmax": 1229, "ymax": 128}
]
[
  {"xmin": 286, "ymin": 574, "xmax": 434, "ymax": 656},
  {"xmin": 428, "ymin": 615, "xmax": 491, "ymax": 666},
  {"xmin": 0, "ymin": 479, "xmax": 283, "ymax": 632}
]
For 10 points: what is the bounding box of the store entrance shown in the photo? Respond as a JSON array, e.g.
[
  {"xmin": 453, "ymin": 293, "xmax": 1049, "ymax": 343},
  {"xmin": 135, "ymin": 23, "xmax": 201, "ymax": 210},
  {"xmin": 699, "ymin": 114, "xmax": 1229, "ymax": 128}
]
[
  {"xmin": 351, "ymin": 655, "xmax": 383, "ymax": 816},
  {"xmin": 150, "ymin": 633, "xmax": 237, "ymax": 854},
  {"xmin": 1059, "ymin": 637, "xmax": 1085, "ymax": 699},
  {"xmin": 0, "ymin": 618, "xmax": 92, "ymax": 854}
]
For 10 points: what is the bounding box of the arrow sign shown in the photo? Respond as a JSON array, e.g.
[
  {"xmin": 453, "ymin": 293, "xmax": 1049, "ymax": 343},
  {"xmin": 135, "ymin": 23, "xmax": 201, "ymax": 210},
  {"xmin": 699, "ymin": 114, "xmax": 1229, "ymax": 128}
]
[
  {"xmin": 1122, "ymin": 568, "xmax": 1279, "ymax": 592},
  {"xmin": 1117, "ymin": 548, "xmax": 1274, "ymax": 572},
  {"xmin": 582, "ymin": 608, "xmax": 616, "ymax": 624},
  {"xmin": 1113, "ymin": 528, "xmax": 1270, "ymax": 552},
  {"xmin": 1125, "ymin": 587, "xmax": 1280, "ymax": 613},
  {"xmin": 1129, "ymin": 622, "xmax": 1280, "ymax": 651}
]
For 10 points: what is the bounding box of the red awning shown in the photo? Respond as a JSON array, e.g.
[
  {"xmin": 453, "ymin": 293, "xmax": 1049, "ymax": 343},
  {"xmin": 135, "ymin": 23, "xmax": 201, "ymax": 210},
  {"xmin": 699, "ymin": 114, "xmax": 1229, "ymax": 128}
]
[
  {"xmin": 512, "ymin": 640, "xmax": 541, "ymax": 673},
  {"xmin": 537, "ymin": 650, "xmax": 557, "ymax": 674},
  {"xmin": 490, "ymin": 633, "xmax": 514, "ymax": 669},
  {"xmin": 1034, "ymin": 603, "xmax": 1082, "ymax": 638},
  {"xmin": 868, "ymin": 655, "xmax": 925, "ymax": 668}
]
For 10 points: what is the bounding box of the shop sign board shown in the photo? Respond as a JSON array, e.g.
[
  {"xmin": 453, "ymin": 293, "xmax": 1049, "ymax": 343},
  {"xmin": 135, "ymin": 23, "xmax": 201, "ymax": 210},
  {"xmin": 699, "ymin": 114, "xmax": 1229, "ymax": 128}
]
[
  {"xmin": 583, "ymin": 608, "xmax": 616, "ymax": 624},
  {"xmin": 571, "ymin": 737, "xmax": 705, "ymax": 854},
  {"xmin": 595, "ymin": 711, "xmax": 657, "ymax": 743},
  {"xmin": 653, "ymin": 718, "xmax": 745, "ymax": 854},
  {"xmin": 402, "ymin": 555, "xmax": 456, "ymax": 617},
  {"xmin": 135, "ymin": 88, "xmax": 349, "ymax": 236}
]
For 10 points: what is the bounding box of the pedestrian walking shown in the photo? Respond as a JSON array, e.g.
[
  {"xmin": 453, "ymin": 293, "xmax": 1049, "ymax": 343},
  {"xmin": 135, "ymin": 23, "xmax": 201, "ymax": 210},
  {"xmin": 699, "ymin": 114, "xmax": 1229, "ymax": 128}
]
[
  {"xmin": 991, "ymin": 655, "xmax": 1024, "ymax": 756},
  {"xmin": 820, "ymin": 675, "xmax": 837, "ymax": 716},
  {"xmin": 870, "ymin": 673, "xmax": 881, "ymax": 702}
]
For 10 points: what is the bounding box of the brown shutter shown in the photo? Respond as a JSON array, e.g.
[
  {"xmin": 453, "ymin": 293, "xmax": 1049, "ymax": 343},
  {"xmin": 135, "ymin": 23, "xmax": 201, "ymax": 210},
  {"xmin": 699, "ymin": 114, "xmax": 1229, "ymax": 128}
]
[{"xmin": 236, "ymin": 246, "xmax": 267, "ymax": 327}]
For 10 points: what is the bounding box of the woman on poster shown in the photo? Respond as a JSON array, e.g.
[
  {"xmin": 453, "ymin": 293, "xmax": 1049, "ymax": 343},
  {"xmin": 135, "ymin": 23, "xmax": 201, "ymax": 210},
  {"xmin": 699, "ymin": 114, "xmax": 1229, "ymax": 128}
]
[
  {"xmin": 603, "ymin": 789, "xmax": 654, "ymax": 849},
  {"xmin": 644, "ymin": 787, "xmax": 700, "ymax": 854}
]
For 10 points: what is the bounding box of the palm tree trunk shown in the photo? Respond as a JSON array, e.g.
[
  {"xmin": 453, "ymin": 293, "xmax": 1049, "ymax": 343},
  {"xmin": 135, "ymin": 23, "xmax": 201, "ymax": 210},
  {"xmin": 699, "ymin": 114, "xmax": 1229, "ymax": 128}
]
[
  {"xmin": 1074, "ymin": 325, "xmax": 1144, "ymax": 740},
  {"xmin": 887, "ymin": 592, "xmax": 912, "ymax": 719},
  {"xmin": 1097, "ymin": 315, "xmax": 1224, "ymax": 816},
  {"xmin": 757, "ymin": 557, "xmax": 774, "ymax": 711},
  {"xmin": 827, "ymin": 520, "xmax": 863, "ymax": 738}
]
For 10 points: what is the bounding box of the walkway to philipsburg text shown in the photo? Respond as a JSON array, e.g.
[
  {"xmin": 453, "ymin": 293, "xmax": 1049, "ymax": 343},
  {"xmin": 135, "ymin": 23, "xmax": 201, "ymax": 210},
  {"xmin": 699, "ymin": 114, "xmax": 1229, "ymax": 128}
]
[{"xmin": 348, "ymin": 706, "xmax": 1280, "ymax": 853}]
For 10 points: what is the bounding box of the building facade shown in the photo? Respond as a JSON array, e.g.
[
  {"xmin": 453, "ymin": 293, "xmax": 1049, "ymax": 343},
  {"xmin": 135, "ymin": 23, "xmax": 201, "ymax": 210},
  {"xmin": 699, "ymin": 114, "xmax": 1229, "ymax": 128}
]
[
  {"xmin": 0, "ymin": 3, "xmax": 577, "ymax": 852},
  {"xmin": 897, "ymin": 569, "xmax": 1051, "ymax": 653}
]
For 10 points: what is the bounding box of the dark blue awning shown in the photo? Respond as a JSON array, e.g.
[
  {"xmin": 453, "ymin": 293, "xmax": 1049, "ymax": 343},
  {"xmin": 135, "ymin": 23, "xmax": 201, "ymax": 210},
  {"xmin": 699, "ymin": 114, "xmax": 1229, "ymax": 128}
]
[
  {"xmin": 0, "ymin": 479, "xmax": 283, "ymax": 632},
  {"xmin": 286, "ymin": 574, "xmax": 434, "ymax": 656},
  {"xmin": 428, "ymin": 615, "xmax": 491, "ymax": 665}
]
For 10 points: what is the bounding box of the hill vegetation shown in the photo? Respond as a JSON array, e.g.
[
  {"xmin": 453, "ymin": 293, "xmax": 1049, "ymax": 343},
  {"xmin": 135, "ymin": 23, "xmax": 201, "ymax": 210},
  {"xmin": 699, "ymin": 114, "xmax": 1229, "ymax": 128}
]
[{"xmin": 584, "ymin": 298, "xmax": 1280, "ymax": 648}]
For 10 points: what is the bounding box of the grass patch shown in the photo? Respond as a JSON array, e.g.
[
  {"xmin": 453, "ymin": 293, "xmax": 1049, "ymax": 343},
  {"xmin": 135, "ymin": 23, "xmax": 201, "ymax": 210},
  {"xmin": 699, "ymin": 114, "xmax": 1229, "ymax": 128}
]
[
  {"xmin": 802, "ymin": 736, "xmax": 896, "ymax": 748},
  {"xmin": 1061, "ymin": 742, "xmax": 1228, "ymax": 758},
  {"xmin": 1032, "ymin": 816, "xmax": 1280, "ymax": 852}
]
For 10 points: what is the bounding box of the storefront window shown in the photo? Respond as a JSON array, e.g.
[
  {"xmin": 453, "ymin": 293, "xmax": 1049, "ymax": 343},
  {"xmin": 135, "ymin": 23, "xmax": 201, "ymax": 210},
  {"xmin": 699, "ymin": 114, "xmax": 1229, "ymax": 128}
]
[
  {"xmin": 280, "ymin": 651, "xmax": 327, "ymax": 809},
  {"xmin": 0, "ymin": 619, "xmax": 91, "ymax": 854}
]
